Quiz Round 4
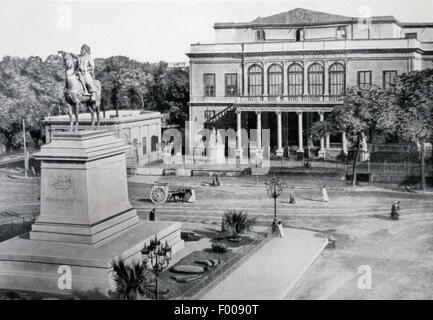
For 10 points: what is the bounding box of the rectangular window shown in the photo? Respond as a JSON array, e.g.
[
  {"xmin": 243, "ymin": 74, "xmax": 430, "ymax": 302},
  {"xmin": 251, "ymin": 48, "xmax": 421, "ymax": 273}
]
[
  {"xmin": 336, "ymin": 26, "xmax": 347, "ymax": 39},
  {"xmin": 358, "ymin": 71, "xmax": 372, "ymax": 89},
  {"xmin": 383, "ymin": 71, "xmax": 398, "ymax": 90},
  {"xmin": 204, "ymin": 110, "xmax": 215, "ymax": 119},
  {"xmin": 204, "ymin": 74, "xmax": 216, "ymax": 97},
  {"xmin": 405, "ymin": 33, "xmax": 417, "ymax": 39},
  {"xmin": 256, "ymin": 30, "xmax": 266, "ymax": 41},
  {"xmin": 142, "ymin": 137, "xmax": 147, "ymax": 155},
  {"xmin": 225, "ymin": 73, "xmax": 238, "ymax": 97},
  {"xmin": 151, "ymin": 136, "xmax": 158, "ymax": 153}
]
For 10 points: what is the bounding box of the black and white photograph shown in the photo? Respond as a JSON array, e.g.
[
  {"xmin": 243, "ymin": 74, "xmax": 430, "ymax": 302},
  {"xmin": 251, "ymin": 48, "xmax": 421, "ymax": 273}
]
[{"xmin": 1, "ymin": 0, "xmax": 433, "ymax": 306}]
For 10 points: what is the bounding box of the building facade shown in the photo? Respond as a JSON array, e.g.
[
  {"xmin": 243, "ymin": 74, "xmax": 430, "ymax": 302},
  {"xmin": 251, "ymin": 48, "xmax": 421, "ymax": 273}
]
[
  {"xmin": 187, "ymin": 8, "xmax": 433, "ymax": 159},
  {"xmin": 44, "ymin": 110, "xmax": 162, "ymax": 167}
]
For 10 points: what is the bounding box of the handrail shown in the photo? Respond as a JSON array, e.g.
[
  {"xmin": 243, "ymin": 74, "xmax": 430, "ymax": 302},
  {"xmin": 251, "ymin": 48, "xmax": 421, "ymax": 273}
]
[{"xmin": 204, "ymin": 104, "xmax": 236, "ymax": 125}]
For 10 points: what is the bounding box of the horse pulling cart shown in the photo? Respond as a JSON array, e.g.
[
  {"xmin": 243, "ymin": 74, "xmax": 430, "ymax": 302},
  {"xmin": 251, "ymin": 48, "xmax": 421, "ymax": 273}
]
[{"xmin": 149, "ymin": 183, "xmax": 195, "ymax": 204}]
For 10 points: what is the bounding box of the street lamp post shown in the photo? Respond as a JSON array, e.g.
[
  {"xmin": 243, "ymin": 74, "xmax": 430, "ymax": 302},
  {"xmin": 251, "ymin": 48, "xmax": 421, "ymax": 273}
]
[
  {"xmin": 141, "ymin": 236, "xmax": 172, "ymax": 300},
  {"xmin": 266, "ymin": 175, "xmax": 284, "ymax": 231}
]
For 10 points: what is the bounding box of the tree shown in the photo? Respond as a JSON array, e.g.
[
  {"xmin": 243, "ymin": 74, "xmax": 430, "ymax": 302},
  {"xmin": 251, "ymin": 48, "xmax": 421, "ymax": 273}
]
[
  {"xmin": 111, "ymin": 258, "xmax": 151, "ymax": 300},
  {"xmin": 223, "ymin": 210, "xmax": 256, "ymax": 240},
  {"xmin": 377, "ymin": 69, "xmax": 433, "ymax": 191},
  {"xmin": 0, "ymin": 54, "xmax": 189, "ymax": 152},
  {"xmin": 311, "ymin": 86, "xmax": 386, "ymax": 187}
]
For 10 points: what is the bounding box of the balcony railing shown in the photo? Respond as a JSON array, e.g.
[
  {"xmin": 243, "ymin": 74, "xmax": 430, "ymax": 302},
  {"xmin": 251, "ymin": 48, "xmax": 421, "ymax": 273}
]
[
  {"xmin": 190, "ymin": 95, "xmax": 345, "ymax": 103},
  {"xmin": 240, "ymin": 95, "xmax": 344, "ymax": 103}
]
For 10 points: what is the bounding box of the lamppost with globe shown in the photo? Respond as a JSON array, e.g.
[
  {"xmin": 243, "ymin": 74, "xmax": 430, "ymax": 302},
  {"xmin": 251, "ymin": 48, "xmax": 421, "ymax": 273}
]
[
  {"xmin": 266, "ymin": 175, "xmax": 284, "ymax": 231},
  {"xmin": 141, "ymin": 236, "xmax": 172, "ymax": 300}
]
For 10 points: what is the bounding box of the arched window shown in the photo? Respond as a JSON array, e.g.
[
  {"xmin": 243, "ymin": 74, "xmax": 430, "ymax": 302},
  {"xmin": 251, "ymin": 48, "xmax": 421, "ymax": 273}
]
[
  {"xmin": 296, "ymin": 29, "xmax": 304, "ymax": 42},
  {"xmin": 248, "ymin": 65, "xmax": 263, "ymax": 97},
  {"xmin": 329, "ymin": 63, "xmax": 346, "ymax": 96},
  {"xmin": 267, "ymin": 64, "xmax": 283, "ymax": 97},
  {"xmin": 287, "ymin": 63, "xmax": 304, "ymax": 96},
  {"xmin": 308, "ymin": 63, "xmax": 324, "ymax": 96}
]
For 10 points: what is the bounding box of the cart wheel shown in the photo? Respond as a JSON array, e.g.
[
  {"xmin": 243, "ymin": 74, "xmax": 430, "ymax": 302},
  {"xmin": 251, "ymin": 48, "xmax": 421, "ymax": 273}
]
[{"xmin": 150, "ymin": 186, "xmax": 168, "ymax": 204}]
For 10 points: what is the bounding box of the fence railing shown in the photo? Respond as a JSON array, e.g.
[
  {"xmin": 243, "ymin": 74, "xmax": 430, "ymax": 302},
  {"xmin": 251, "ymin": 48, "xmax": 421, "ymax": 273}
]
[
  {"xmin": 349, "ymin": 161, "xmax": 433, "ymax": 176},
  {"xmin": 177, "ymin": 227, "xmax": 273, "ymax": 300}
]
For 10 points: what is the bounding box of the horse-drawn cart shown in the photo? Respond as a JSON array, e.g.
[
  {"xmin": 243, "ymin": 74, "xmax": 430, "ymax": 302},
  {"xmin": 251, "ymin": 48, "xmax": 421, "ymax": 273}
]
[{"xmin": 149, "ymin": 183, "xmax": 195, "ymax": 204}]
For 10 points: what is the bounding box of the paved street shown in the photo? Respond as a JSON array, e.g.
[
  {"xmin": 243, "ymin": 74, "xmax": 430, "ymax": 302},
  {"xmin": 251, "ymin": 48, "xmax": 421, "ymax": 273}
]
[
  {"xmin": 1, "ymin": 170, "xmax": 433, "ymax": 299},
  {"xmin": 129, "ymin": 175, "xmax": 433, "ymax": 299}
]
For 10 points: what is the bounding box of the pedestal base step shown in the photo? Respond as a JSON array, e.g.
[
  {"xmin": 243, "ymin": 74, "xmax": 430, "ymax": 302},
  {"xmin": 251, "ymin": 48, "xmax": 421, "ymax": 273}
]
[
  {"xmin": 30, "ymin": 208, "xmax": 140, "ymax": 245},
  {"xmin": 0, "ymin": 221, "xmax": 184, "ymax": 295}
]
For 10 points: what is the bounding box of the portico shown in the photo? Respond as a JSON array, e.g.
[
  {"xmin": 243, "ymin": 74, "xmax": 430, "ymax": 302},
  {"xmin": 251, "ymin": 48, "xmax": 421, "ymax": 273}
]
[{"xmin": 233, "ymin": 102, "xmax": 343, "ymax": 159}]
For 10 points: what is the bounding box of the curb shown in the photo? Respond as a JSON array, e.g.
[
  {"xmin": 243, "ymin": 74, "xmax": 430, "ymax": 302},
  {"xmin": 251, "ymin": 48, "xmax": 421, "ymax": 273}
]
[{"xmin": 280, "ymin": 235, "xmax": 328, "ymax": 300}]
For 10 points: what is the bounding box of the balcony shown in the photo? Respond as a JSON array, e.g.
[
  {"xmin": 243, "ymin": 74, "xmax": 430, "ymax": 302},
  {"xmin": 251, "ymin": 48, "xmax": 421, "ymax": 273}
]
[
  {"xmin": 239, "ymin": 95, "xmax": 344, "ymax": 103},
  {"xmin": 190, "ymin": 95, "xmax": 344, "ymax": 105}
]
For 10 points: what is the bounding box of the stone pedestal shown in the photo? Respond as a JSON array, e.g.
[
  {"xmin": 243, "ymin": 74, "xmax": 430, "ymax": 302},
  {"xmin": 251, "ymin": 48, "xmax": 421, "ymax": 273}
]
[
  {"xmin": 30, "ymin": 131, "xmax": 138, "ymax": 244},
  {"xmin": 0, "ymin": 131, "xmax": 183, "ymax": 295},
  {"xmin": 276, "ymin": 149, "xmax": 284, "ymax": 157},
  {"xmin": 209, "ymin": 145, "xmax": 225, "ymax": 164}
]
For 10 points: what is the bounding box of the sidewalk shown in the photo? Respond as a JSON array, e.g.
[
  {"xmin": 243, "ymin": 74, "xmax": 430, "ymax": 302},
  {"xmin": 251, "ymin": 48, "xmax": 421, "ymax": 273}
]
[{"xmin": 199, "ymin": 228, "xmax": 328, "ymax": 300}]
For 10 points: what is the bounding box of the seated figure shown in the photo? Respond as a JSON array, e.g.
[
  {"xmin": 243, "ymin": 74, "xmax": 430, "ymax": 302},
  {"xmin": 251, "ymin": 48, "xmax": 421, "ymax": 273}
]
[
  {"xmin": 289, "ymin": 192, "xmax": 296, "ymax": 204},
  {"xmin": 390, "ymin": 201, "xmax": 400, "ymax": 220}
]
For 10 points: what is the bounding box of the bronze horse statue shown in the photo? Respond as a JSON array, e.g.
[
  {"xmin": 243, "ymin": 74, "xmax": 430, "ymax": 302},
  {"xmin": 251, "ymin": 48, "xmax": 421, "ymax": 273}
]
[{"xmin": 58, "ymin": 51, "xmax": 101, "ymax": 132}]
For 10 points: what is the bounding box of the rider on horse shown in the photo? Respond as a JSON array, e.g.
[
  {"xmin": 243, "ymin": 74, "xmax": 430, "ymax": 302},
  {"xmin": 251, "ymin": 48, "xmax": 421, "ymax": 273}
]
[
  {"xmin": 58, "ymin": 45, "xmax": 101, "ymax": 132},
  {"xmin": 72, "ymin": 44, "xmax": 96, "ymax": 102}
]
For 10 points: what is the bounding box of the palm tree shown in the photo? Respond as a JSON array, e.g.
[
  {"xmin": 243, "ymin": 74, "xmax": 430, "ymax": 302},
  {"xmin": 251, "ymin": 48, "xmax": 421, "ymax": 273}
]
[
  {"xmin": 111, "ymin": 258, "xmax": 151, "ymax": 300},
  {"xmin": 223, "ymin": 210, "xmax": 256, "ymax": 240}
]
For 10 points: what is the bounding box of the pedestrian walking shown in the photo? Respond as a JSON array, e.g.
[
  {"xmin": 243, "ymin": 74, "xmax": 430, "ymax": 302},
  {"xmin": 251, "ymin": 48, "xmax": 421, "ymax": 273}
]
[
  {"xmin": 321, "ymin": 185, "xmax": 329, "ymax": 202},
  {"xmin": 149, "ymin": 208, "xmax": 156, "ymax": 221}
]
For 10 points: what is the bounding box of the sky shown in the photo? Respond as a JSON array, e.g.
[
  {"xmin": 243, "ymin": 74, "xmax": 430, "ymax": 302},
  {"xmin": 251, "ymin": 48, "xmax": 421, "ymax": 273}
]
[{"xmin": 1, "ymin": 0, "xmax": 433, "ymax": 63}]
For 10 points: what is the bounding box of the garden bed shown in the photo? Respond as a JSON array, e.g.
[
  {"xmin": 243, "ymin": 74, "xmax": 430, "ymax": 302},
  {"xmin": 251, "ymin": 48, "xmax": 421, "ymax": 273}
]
[{"xmin": 154, "ymin": 230, "xmax": 270, "ymax": 300}]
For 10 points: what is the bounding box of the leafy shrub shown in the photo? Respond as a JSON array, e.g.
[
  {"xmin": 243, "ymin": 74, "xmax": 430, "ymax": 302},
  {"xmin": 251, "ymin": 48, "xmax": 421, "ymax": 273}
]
[
  {"xmin": 111, "ymin": 258, "xmax": 151, "ymax": 300},
  {"xmin": 223, "ymin": 210, "xmax": 256, "ymax": 239}
]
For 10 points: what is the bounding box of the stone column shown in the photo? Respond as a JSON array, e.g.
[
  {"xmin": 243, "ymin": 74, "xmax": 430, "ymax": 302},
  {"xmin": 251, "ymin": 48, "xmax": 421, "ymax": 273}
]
[
  {"xmin": 326, "ymin": 134, "xmax": 330, "ymax": 149},
  {"xmin": 342, "ymin": 132, "xmax": 348, "ymax": 155},
  {"xmin": 189, "ymin": 105, "xmax": 194, "ymax": 150},
  {"xmin": 323, "ymin": 61, "xmax": 329, "ymax": 96},
  {"xmin": 45, "ymin": 125, "xmax": 51, "ymax": 144},
  {"xmin": 282, "ymin": 62, "xmax": 288, "ymax": 97},
  {"xmin": 276, "ymin": 111, "xmax": 283, "ymax": 157},
  {"xmin": 236, "ymin": 110, "xmax": 242, "ymax": 158},
  {"xmin": 303, "ymin": 60, "xmax": 308, "ymax": 96},
  {"xmin": 263, "ymin": 63, "xmax": 268, "ymax": 98},
  {"xmin": 244, "ymin": 65, "xmax": 249, "ymax": 98},
  {"xmin": 318, "ymin": 112, "xmax": 326, "ymax": 158},
  {"xmin": 297, "ymin": 112, "xmax": 304, "ymax": 160},
  {"xmin": 256, "ymin": 111, "xmax": 262, "ymax": 158}
]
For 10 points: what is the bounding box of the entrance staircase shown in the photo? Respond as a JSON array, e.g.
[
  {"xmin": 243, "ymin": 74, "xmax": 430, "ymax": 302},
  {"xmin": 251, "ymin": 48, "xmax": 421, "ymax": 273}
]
[{"xmin": 204, "ymin": 104, "xmax": 237, "ymax": 128}]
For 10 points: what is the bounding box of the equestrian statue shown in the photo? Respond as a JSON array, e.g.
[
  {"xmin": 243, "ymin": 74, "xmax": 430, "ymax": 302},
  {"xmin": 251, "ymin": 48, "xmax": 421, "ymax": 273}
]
[{"xmin": 58, "ymin": 44, "xmax": 101, "ymax": 132}]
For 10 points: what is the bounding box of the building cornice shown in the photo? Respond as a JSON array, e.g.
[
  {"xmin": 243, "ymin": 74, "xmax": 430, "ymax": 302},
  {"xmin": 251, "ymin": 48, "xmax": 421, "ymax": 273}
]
[
  {"xmin": 187, "ymin": 48, "xmax": 425, "ymax": 59},
  {"xmin": 402, "ymin": 23, "xmax": 433, "ymax": 28}
]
